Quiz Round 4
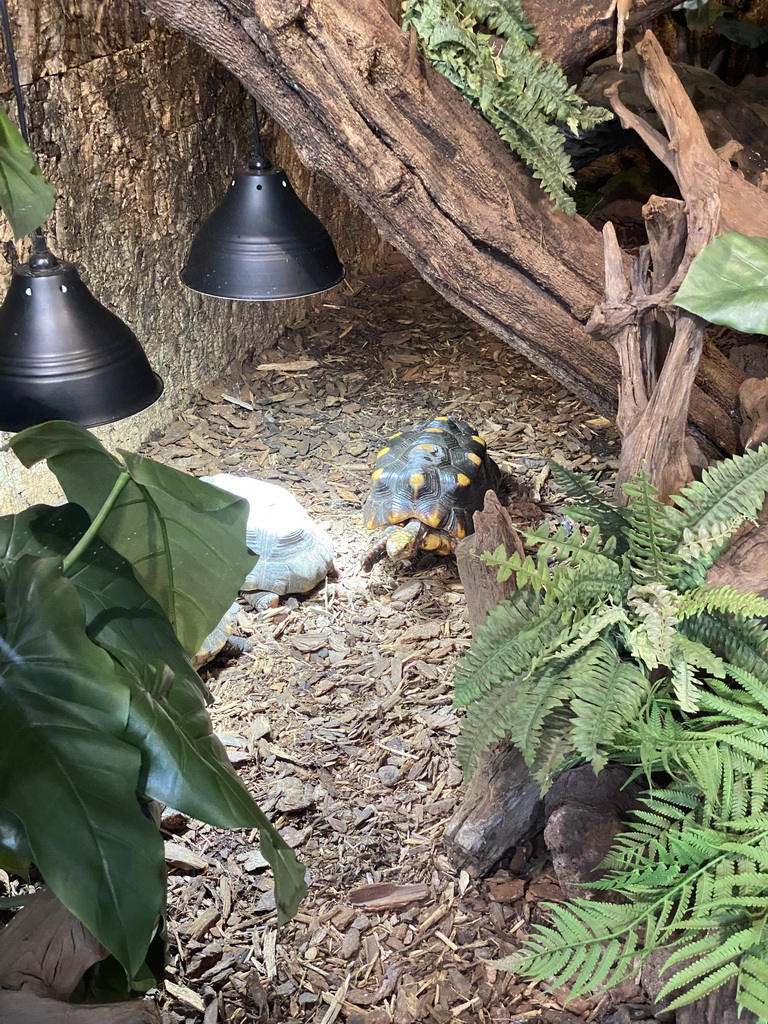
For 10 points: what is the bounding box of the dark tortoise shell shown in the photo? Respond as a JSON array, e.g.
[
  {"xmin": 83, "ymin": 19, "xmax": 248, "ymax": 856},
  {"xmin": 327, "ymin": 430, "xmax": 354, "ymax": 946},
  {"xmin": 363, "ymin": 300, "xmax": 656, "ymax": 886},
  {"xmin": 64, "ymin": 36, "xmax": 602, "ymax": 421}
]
[{"xmin": 362, "ymin": 417, "xmax": 501, "ymax": 568}]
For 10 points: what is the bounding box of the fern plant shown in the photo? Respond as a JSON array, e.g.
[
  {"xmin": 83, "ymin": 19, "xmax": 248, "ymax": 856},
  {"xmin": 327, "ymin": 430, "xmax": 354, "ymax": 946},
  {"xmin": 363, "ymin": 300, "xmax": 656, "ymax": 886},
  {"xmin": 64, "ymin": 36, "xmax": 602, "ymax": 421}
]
[
  {"xmin": 455, "ymin": 447, "xmax": 768, "ymax": 1019},
  {"xmin": 401, "ymin": 0, "xmax": 612, "ymax": 213}
]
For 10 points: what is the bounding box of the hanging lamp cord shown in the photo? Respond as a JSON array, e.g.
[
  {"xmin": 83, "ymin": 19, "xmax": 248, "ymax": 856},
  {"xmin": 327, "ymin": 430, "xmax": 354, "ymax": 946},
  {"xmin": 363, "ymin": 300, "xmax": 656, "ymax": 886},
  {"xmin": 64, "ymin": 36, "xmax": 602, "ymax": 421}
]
[
  {"xmin": 0, "ymin": 0, "xmax": 48, "ymax": 254},
  {"xmin": 249, "ymin": 97, "xmax": 271, "ymax": 171}
]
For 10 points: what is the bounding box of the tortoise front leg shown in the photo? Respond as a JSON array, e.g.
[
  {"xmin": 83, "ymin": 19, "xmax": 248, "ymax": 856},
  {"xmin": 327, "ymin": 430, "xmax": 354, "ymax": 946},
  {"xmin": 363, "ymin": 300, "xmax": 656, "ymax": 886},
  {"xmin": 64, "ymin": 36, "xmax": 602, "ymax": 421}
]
[{"xmin": 362, "ymin": 526, "xmax": 397, "ymax": 571}]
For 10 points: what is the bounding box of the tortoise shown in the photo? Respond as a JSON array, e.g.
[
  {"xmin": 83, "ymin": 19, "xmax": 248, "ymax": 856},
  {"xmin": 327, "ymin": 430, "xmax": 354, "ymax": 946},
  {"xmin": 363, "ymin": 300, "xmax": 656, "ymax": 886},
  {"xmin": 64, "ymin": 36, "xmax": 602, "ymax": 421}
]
[
  {"xmin": 362, "ymin": 416, "xmax": 501, "ymax": 570},
  {"xmin": 202, "ymin": 474, "xmax": 335, "ymax": 611},
  {"xmin": 192, "ymin": 601, "xmax": 249, "ymax": 669}
]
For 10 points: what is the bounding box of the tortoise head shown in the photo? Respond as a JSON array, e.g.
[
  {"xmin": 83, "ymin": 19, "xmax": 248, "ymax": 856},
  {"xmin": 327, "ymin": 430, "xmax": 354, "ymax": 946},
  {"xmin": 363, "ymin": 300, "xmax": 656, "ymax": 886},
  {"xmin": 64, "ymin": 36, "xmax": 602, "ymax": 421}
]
[{"xmin": 385, "ymin": 519, "xmax": 426, "ymax": 562}]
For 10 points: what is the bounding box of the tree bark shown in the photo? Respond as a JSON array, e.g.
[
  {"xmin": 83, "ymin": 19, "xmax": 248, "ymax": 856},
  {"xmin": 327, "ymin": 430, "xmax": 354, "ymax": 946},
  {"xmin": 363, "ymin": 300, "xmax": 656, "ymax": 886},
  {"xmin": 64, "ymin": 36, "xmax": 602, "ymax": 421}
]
[
  {"xmin": 523, "ymin": 0, "xmax": 681, "ymax": 80},
  {"xmin": 144, "ymin": 0, "xmax": 742, "ymax": 460}
]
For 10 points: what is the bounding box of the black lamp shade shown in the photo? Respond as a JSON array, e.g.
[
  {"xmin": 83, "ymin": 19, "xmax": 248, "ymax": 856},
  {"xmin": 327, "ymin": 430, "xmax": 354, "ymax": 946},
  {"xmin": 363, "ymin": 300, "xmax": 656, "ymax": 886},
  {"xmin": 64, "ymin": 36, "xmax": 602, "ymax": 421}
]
[
  {"xmin": 0, "ymin": 258, "xmax": 163, "ymax": 432},
  {"xmin": 182, "ymin": 165, "xmax": 345, "ymax": 301}
]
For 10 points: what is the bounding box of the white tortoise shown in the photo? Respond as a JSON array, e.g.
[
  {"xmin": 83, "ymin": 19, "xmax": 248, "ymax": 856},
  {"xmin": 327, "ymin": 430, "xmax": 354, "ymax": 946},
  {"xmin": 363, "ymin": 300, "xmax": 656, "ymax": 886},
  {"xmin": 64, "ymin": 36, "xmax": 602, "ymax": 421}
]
[{"xmin": 202, "ymin": 474, "xmax": 335, "ymax": 611}]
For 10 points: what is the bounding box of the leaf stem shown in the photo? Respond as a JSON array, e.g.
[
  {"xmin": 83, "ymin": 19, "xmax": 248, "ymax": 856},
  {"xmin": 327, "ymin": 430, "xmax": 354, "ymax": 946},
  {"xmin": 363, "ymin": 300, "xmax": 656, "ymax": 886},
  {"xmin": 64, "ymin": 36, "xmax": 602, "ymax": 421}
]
[{"xmin": 62, "ymin": 472, "xmax": 131, "ymax": 573}]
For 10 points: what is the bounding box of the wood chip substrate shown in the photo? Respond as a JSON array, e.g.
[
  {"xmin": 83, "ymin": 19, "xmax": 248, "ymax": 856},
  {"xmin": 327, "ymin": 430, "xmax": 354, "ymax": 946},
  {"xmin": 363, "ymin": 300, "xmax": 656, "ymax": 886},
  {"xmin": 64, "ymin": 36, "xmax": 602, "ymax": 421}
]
[{"xmin": 142, "ymin": 250, "xmax": 632, "ymax": 1024}]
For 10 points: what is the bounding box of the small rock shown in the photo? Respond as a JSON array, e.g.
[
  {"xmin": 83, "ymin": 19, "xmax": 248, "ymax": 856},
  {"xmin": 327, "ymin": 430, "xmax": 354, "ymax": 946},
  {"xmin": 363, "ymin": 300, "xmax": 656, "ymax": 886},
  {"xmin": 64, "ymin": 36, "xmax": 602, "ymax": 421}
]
[
  {"xmin": 239, "ymin": 849, "xmax": 269, "ymax": 872},
  {"xmin": 377, "ymin": 765, "xmax": 401, "ymax": 786}
]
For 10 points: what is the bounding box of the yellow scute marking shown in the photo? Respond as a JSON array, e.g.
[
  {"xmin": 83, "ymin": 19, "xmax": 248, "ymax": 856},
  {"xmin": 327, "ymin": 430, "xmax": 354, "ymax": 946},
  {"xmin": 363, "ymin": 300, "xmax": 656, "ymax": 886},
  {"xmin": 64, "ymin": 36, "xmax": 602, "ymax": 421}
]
[
  {"xmin": 455, "ymin": 522, "xmax": 466, "ymax": 539},
  {"xmin": 435, "ymin": 416, "xmax": 448, "ymax": 421},
  {"xmin": 471, "ymin": 434, "xmax": 486, "ymax": 446},
  {"xmin": 371, "ymin": 467, "xmax": 384, "ymax": 481},
  {"xmin": 425, "ymin": 427, "xmax": 443, "ymax": 433},
  {"xmin": 409, "ymin": 473, "xmax": 425, "ymax": 495},
  {"xmin": 388, "ymin": 431, "xmax": 403, "ymax": 440},
  {"xmin": 417, "ymin": 444, "xmax": 434, "ymax": 450},
  {"xmin": 456, "ymin": 473, "xmax": 471, "ymax": 487},
  {"xmin": 388, "ymin": 510, "xmax": 403, "ymax": 524},
  {"xmin": 425, "ymin": 508, "xmax": 443, "ymax": 528},
  {"xmin": 466, "ymin": 452, "xmax": 482, "ymax": 466},
  {"xmin": 377, "ymin": 446, "xmax": 390, "ymax": 459}
]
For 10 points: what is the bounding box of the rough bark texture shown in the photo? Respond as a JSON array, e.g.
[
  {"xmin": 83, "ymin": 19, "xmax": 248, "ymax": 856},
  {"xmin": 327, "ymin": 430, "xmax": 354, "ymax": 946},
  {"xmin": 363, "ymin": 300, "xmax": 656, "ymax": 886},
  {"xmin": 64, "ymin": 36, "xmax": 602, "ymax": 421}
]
[
  {"xmin": 0, "ymin": 992, "xmax": 160, "ymax": 1023},
  {"xmin": 454, "ymin": 490, "xmax": 524, "ymax": 635},
  {"xmin": 0, "ymin": 0, "xmax": 385, "ymax": 510},
  {"xmin": 0, "ymin": 889, "xmax": 106, "ymax": 997},
  {"xmin": 143, "ymin": 0, "xmax": 743, "ymax": 466},
  {"xmin": 587, "ymin": 31, "xmax": 758, "ymax": 500},
  {"xmin": 0, "ymin": 888, "xmax": 159, "ymax": 1021},
  {"xmin": 523, "ymin": 0, "xmax": 681, "ymax": 80},
  {"xmin": 442, "ymin": 744, "xmax": 544, "ymax": 876},
  {"xmin": 447, "ymin": 492, "xmax": 543, "ymax": 875}
]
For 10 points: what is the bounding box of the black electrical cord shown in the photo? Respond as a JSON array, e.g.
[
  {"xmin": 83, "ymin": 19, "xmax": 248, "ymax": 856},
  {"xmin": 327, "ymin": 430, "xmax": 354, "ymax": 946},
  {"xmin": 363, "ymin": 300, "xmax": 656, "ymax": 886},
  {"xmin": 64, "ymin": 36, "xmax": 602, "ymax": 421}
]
[
  {"xmin": 0, "ymin": 0, "xmax": 48, "ymax": 253},
  {"xmin": 249, "ymin": 96, "xmax": 271, "ymax": 171}
]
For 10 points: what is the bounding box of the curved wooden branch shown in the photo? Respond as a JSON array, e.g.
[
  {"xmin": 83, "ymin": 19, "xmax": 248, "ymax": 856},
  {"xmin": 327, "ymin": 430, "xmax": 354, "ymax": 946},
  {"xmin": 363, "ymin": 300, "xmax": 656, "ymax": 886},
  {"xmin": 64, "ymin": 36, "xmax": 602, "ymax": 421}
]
[
  {"xmin": 523, "ymin": 0, "xmax": 684, "ymax": 80},
  {"xmin": 145, "ymin": 0, "xmax": 741, "ymax": 456}
]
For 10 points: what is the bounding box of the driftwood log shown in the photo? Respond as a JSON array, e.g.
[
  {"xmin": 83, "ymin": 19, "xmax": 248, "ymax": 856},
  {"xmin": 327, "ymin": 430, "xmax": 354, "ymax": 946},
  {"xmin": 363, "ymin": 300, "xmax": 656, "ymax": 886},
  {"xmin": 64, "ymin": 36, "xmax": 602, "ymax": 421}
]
[
  {"xmin": 446, "ymin": 492, "xmax": 544, "ymax": 875},
  {"xmin": 0, "ymin": 888, "xmax": 160, "ymax": 1024},
  {"xmin": 144, "ymin": 0, "xmax": 742, "ymax": 461},
  {"xmin": 586, "ymin": 30, "xmax": 764, "ymax": 500}
]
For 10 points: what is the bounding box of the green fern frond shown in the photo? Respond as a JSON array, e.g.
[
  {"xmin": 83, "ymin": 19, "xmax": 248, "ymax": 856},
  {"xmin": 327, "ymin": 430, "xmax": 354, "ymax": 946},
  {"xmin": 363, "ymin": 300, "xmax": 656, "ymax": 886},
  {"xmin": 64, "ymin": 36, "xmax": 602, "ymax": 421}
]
[
  {"xmin": 668, "ymin": 444, "xmax": 768, "ymax": 587},
  {"xmin": 401, "ymin": 0, "xmax": 611, "ymax": 212},
  {"xmin": 680, "ymin": 611, "xmax": 768, "ymax": 686},
  {"xmin": 670, "ymin": 651, "xmax": 703, "ymax": 714},
  {"xmin": 550, "ymin": 460, "xmax": 629, "ymax": 544},
  {"xmin": 676, "ymin": 518, "xmax": 746, "ymax": 565},
  {"xmin": 454, "ymin": 668, "xmax": 532, "ymax": 773},
  {"xmin": 508, "ymin": 659, "xmax": 578, "ymax": 771},
  {"xmin": 680, "ymin": 584, "xmax": 768, "ymax": 622},
  {"xmin": 452, "ymin": 586, "xmax": 557, "ymax": 706},
  {"xmin": 494, "ymin": 899, "xmax": 641, "ymax": 995},
  {"xmin": 621, "ymin": 471, "xmax": 683, "ymax": 584},
  {"xmin": 468, "ymin": 0, "xmax": 537, "ymax": 43},
  {"xmin": 568, "ymin": 642, "xmax": 650, "ymax": 773},
  {"xmin": 549, "ymin": 606, "xmax": 628, "ymax": 660}
]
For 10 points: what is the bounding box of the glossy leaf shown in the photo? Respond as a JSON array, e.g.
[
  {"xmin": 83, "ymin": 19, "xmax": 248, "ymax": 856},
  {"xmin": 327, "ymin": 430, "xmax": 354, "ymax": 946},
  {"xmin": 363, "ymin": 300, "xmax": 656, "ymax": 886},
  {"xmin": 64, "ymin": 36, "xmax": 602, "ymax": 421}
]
[
  {"xmin": 0, "ymin": 104, "xmax": 56, "ymax": 238},
  {"xmin": 7, "ymin": 421, "xmax": 256, "ymax": 654},
  {"xmin": 0, "ymin": 502, "xmax": 306, "ymax": 924},
  {"xmin": 0, "ymin": 556, "xmax": 164, "ymax": 977},
  {"xmin": 672, "ymin": 233, "xmax": 768, "ymax": 334},
  {"xmin": 0, "ymin": 807, "xmax": 31, "ymax": 876}
]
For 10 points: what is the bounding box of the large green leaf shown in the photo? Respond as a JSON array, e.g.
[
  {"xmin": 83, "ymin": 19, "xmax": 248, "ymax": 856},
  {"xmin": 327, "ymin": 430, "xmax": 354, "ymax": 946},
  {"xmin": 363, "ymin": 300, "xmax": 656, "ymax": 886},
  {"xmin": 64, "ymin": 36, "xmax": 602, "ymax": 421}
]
[
  {"xmin": 672, "ymin": 233, "xmax": 768, "ymax": 333},
  {"xmin": 0, "ymin": 807, "xmax": 31, "ymax": 876},
  {"xmin": 0, "ymin": 556, "xmax": 165, "ymax": 977},
  {"xmin": 0, "ymin": 104, "xmax": 56, "ymax": 238},
  {"xmin": 0, "ymin": 503, "xmax": 306, "ymax": 924},
  {"xmin": 7, "ymin": 421, "xmax": 256, "ymax": 654}
]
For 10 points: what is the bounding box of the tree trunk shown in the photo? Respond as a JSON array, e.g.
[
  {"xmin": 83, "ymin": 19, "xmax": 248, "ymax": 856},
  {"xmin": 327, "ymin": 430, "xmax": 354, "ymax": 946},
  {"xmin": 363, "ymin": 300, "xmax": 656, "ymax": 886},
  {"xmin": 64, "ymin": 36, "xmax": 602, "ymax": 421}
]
[{"xmin": 144, "ymin": 0, "xmax": 742, "ymax": 460}]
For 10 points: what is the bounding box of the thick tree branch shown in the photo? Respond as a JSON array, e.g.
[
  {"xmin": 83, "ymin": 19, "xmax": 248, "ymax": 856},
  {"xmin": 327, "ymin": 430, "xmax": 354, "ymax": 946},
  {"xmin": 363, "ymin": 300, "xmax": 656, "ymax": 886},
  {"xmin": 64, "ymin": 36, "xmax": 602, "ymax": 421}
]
[
  {"xmin": 145, "ymin": 0, "xmax": 741, "ymax": 457},
  {"xmin": 524, "ymin": 0, "xmax": 683, "ymax": 79}
]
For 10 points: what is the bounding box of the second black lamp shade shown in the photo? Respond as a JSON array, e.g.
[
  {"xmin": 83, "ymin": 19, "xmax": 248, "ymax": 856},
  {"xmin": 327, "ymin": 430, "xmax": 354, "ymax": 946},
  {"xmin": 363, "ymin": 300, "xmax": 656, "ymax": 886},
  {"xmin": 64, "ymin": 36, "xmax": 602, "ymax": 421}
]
[{"xmin": 182, "ymin": 103, "xmax": 344, "ymax": 302}]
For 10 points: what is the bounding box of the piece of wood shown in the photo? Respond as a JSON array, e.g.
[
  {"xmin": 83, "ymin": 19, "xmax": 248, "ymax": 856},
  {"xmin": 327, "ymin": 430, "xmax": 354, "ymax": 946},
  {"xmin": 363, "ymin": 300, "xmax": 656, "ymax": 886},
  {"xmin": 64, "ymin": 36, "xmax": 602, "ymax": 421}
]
[
  {"xmin": 608, "ymin": 31, "xmax": 768, "ymax": 242},
  {"xmin": 739, "ymin": 378, "xmax": 768, "ymax": 451},
  {"xmin": 144, "ymin": 0, "xmax": 743, "ymax": 461},
  {"xmin": 0, "ymin": 888, "xmax": 107, "ymax": 998},
  {"xmin": 0, "ymin": 990, "xmax": 161, "ymax": 1023},
  {"xmin": 443, "ymin": 744, "xmax": 544, "ymax": 876},
  {"xmin": 455, "ymin": 490, "xmax": 524, "ymax": 635},
  {"xmin": 707, "ymin": 501, "xmax": 768, "ymax": 598},
  {"xmin": 588, "ymin": 32, "xmax": 737, "ymax": 502},
  {"xmin": 522, "ymin": 0, "xmax": 682, "ymax": 80},
  {"xmin": 448, "ymin": 491, "xmax": 543, "ymax": 875}
]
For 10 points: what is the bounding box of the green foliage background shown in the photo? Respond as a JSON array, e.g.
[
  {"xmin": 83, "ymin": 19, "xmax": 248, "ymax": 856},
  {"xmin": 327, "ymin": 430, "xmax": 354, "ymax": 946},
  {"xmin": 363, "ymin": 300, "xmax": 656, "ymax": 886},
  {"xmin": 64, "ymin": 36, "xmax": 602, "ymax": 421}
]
[
  {"xmin": 401, "ymin": 0, "xmax": 612, "ymax": 213},
  {"xmin": 0, "ymin": 423, "xmax": 306, "ymax": 988},
  {"xmin": 456, "ymin": 451, "xmax": 768, "ymax": 1020}
]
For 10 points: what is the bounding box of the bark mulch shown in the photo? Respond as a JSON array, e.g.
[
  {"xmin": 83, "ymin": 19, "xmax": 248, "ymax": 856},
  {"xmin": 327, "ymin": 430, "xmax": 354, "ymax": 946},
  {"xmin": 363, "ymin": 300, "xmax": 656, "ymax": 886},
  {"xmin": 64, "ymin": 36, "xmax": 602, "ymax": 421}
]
[{"xmin": 142, "ymin": 250, "xmax": 650, "ymax": 1024}]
